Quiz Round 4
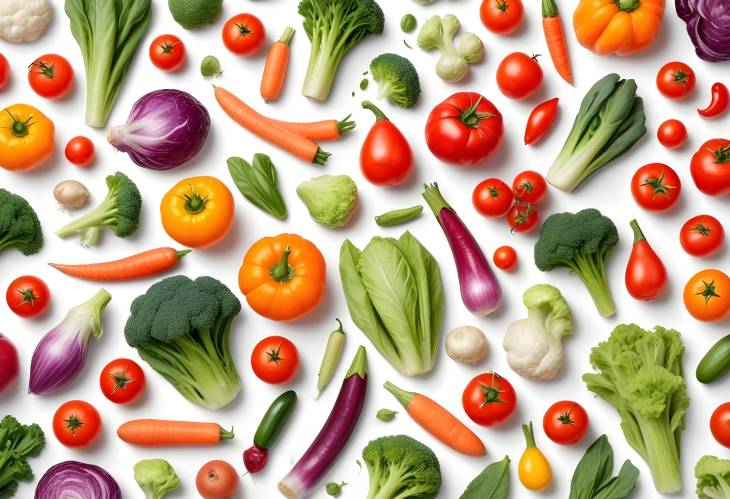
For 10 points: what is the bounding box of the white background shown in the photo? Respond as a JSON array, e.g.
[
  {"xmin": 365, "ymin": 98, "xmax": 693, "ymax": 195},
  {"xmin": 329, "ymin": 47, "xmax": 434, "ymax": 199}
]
[{"xmin": 1, "ymin": 0, "xmax": 730, "ymax": 497}]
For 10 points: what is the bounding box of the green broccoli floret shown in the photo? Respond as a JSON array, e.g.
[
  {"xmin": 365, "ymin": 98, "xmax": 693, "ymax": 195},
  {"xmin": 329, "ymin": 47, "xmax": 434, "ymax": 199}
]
[
  {"xmin": 0, "ymin": 415, "xmax": 45, "ymax": 498},
  {"xmin": 299, "ymin": 0, "xmax": 385, "ymax": 101},
  {"xmin": 0, "ymin": 188, "xmax": 43, "ymax": 257},
  {"xmin": 696, "ymin": 455, "xmax": 730, "ymax": 499},
  {"xmin": 124, "ymin": 275, "xmax": 242, "ymax": 410},
  {"xmin": 362, "ymin": 434, "xmax": 441, "ymax": 499},
  {"xmin": 134, "ymin": 459, "xmax": 181, "ymax": 499},
  {"xmin": 370, "ymin": 53, "xmax": 421, "ymax": 108},
  {"xmin": 56, "ymin": 171, "xmax": 141, "ymax": 247},
  {"xmin": 534, "ymin": 208, "xmax": 618, "ymax": 317}
]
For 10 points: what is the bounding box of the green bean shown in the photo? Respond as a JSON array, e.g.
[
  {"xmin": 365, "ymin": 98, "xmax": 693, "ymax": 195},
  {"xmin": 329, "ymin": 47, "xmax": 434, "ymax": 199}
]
[
  {"xmin": 316, "ymin": 319, "xmax": 347, "ymax": 396},
  {"xmin": 375, "ymin": 205, "xmax": 423, "ymax": 227}
]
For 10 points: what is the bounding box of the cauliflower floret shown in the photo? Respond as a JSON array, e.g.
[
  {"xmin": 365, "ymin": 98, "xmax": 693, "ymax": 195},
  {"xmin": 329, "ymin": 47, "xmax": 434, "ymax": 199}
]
[
  {"xmin": 0, "ymin": 0, "xmax": 52, "ymax": 43},
  {"xmin": 503, "ymin": 284, "xmax": 573, "ymax": 380}
]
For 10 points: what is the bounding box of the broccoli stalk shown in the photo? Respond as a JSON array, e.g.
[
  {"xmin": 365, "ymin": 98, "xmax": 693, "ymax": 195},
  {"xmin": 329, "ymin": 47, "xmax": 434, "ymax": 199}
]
[
  {"xmin": 0, "ymin": 188, "xmax": 43, "ymax": 257},
  {"xmin": 299, "ymin": 0, "xmax": 384, "ymax": 101},
  {"xmin": 56, "ymin": 171, "xmax": 141, "ymax": 247}
]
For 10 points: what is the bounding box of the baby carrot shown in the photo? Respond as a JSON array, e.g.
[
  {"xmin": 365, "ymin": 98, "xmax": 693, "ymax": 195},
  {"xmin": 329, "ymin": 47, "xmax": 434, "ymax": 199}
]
[
  {"xmin": 542, "ymin": 0, "xmax": 573, "ymax": 84},
  {"xmin": 117, "ymin": 419, "xmax": 234, "ymax": 446},
  {"xmin": 50, "ymin": 247, "xmax": 190, "ymax": 281},
  {"xmin": 261, "ymin": 27, "xmax": 295, "ymax": 102}
]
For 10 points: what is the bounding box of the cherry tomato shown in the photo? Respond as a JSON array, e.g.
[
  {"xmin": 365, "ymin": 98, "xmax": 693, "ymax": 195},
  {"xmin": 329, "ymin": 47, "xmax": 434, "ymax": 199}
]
[
  {"xmin": 711, "ymin": 402, "xmax": 730, "ymax": 448},
  {"xmin": 493, "ymin": 245, "xmax": 518, "ymax": 271},
  {"xmin": 513, "ymin": 170, "xmax": 547, "ymax": 204},
  {"xmin": 472, "ymin": 178, "xmax": 513, "ymax": 218},
  {"xmin": 698, "ymin": 82, "xmax": 729, "ymax": 119},
  {"xmin": 5, "ymin": 275, "xmax": 50, "ymax": 318},
  {"xmin": 99, "ymin": 358, "xmax": 145, "ymax": 405},
  {"xmin": 683, "ymin": 269, "xmax": 730, "ymax": 322},
  {"xmin": 496, "ymin": 52, "xmax": 543, "ymax": 100},
  {"xmin": 543, "ymin": 400, "xmax": 589, "ymax": 445},
  {"xmin": 222, "ymin": 14, "xmax": 266, "ymax": 56},
  {"xmin": 679, "ymin": 215, "xmax": 724, "ymax": 257},
  {"xmin": 479, "ymin": 0, "xmax": 524, "ymax": 35},
  {"xmin": 27, "ymin": 54, "xmax": 73, "ymax": 99},
  {"xmin": 64, "ymin": 136, "xmax": 95, "ymax": 167},
  {"xmin": 656, "ymin": 61, "xmax": 695, "ymax": 100},
  {"xmin": 360, "ymin": 101, "xmax": 412, "ymax": 186},
  {"xmin": 508, "ymin": 203, "xmax": 539, "ymax": 233},
  {"xmin": 630, "ymin": 163, "xmax": 681, "ymax": 212},
  {"xmin": 690, "ymin": 138, "xmax": 730, "ymax": 196},
  {"xmin": 52, "ymin": 400, "xmax": 101, "ymax": 448},
  {"xmin": 657, "ymin": 119, "xmax": 687, "ymax": 149},
  {"xmin": 524, "ymin": 97, "xmax": 559, "ymax": 145},
  {"xmin": 196, "ymin": 460, "xmax": 239, "ymax": 499},
  {"xmin": 462, "ymin": 372, "xmax": 517, "ymax": 427},
  {"xmin": 251, "ymin": 336, "xmax": 299, "ymax": 384},
  {"xmin": 149, "ymin": 34, "xmax": 186, "ymax": 71},
  {"xmin": 0, "ymin": 53, "xmax": 9, "ymax": 90}
]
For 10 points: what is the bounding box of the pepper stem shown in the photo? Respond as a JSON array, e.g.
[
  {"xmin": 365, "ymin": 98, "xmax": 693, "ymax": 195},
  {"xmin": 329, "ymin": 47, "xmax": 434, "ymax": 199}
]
[
  {"xmin": 269, "ymin": 246, "xmax": 294, "ymax": 283},
  {"xmin": 522, "ymin": 421, "xmax": 537, "ymax": 448},
  {"xmin": 629, "ymin": 219, "xmax": 646, "ymax": 243},
  {"xmin": 362, "ymin": 100, "xmax": 388, "ymax": 121},
  {"xmin": 219, "ymin": 426, "xmax": 235, "ymax": 441},
  {"xmin": 615, "ymin": 0, "xmax": 640, "ymax": 11}
]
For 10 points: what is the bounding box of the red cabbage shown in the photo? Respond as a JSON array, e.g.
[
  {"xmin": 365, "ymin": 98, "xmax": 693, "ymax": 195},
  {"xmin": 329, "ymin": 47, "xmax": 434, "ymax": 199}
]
[
  {"xmin": 677, "ymin": 0, "xmax": 730, "ymax": 61},
  {"xmin": 35, "ymin": 461, "xmax": 121, "ymax": 499},
  {"xmin": 108, "ymin": 89, "xmax": 210, "ymax": 170}
]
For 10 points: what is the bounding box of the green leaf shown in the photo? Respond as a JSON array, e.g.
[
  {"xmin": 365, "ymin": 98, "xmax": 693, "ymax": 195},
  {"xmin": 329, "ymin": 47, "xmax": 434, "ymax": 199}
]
[
  {"xmin": 593, "ymin": 460, "xmax": 640, "ymax": 499},
  {"xmin": 459, "ymin": 456, "xmax": 510, "ymax": 499},
  {"xmin": 569, "ymin": 435, "xmax": 615, "ymax": 499},
  {"xmin": 227, "ymin": 154, "xmax": 287, "ymax": 219}
]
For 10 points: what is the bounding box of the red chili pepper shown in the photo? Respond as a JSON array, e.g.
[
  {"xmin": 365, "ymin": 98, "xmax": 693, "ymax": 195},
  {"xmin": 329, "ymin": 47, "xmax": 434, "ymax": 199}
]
[
  {"xmin": 524, "ymin": 97, "xmax": 559, "ymax": 145},
  {"xmin": 698, "ymin": 82, "xmax": 729, "ymax": 119}
]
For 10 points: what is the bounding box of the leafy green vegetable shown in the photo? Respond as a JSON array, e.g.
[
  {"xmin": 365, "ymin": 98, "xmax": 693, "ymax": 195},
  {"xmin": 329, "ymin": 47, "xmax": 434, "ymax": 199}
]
[
  {"xmin": 370, "ymin": 53, "xmax": 421, "ymax": 108},
  {"xmin": 0, "ymin": 415, "xmax": 45, "ymax": 498},
  {"xmin": 200, "ymin": 55, "xmax": 221, "ymax": 77},
  {"xmin": 546, "ymin": 73, "xmax": 646, "ymax": 192},
  {"xmin": 0, "ymin": 188, "xmax": 43, "ymax": 257},
  {"xmin": 375, "ymin": 205, "xmax": 423, "ymax": 227},
  {"xmin": 417, "ymin": 14, "xmax": 484, "ymax": 82},
  {"xmin": 569, "ymin": 435, "xmax": 639, "ymax": 499},
  {"xmin": 401, "ymin": 14, "xmax": 417, "ymax": 33},
  {"xmin": 583, "ymin": 324, "xmax": 688, "ymax": 494},
  {"xmin": 65, "ymin": 0, "xmax": 152, "ymax": 128},
  {"xmin": 168, "ymin": 0, "xmax": 221, "ymax": 29},
  {"xmin": 534, "ymin": 208, "xmax": 618, "ymax": 317},
  {"xmin": 339, "ymin": 231, "xmax": 443, "ymax": 376},
  {"xmin": 459, "ymin": 456, "xmax": 510, "ymax": 499},
  {"xmin": 695, "ymin": 455, "xmax": 730, "ymax": 499},
  {"xmin": 297, "ymin": 175, "xmax": 358, "ymax": 228},
  {"xmin": 227, "ymin": 154, "xmax": 287, "ymax": 220},
  {"xmin": 134, "ymin": 459, "xmax": 180, "ymax": 499}
]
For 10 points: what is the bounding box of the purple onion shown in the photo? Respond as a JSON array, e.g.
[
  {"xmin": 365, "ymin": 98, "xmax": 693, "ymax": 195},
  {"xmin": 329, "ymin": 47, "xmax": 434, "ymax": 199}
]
[
  {"xmin": 108, "ymin": 89, "xmax": 210, "ymax": 170},
  {"xmin": 29, "ymin": 289, "xmax": 111, "ymax": 395},
  {"xmin": 676, "ymin": 0, "xmax": 730, "ymax": 62},
  {"xmin": 423, "ymin": 183, "xmax": 502, "ymax": 316},
  {"xmin": 35, "ymin": 461, "xmax": 121, "ymax": 499}
]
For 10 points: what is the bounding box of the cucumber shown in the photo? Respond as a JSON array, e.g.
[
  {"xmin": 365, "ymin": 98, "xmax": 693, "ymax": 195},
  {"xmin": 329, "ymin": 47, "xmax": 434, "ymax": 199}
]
[
  {"xmin": 697, "ymin": 334, "xmax": 730, "ymax": 384},
  {"xmin": 254, "ymin": 390, "xmax": 297, "ymax": 449}
]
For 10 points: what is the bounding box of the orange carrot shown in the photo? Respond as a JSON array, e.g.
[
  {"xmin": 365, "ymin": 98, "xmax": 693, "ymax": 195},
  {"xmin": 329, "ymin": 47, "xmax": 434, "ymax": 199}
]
[
  {"xmin": 384, "ymin": 381, "xmax": 486, "ymax": 456},
  {"xmin": 214, "ymin": 85, "xmax": 330, "ymax": 165},
  {"xmin": 542, "ymin": 0, "xmax": 573, "ymax": 85},
  {"xmin": 268, "ymin": 115, "xmax": 356, "ymax": 141},
  {"xmin": 260, "ymin": 27, "xmax": 295, "ymax": 103},
  {"xmin": 50, "ymin": 247, "xmax": 190, "ymax": 281},
  {"xmin": 117, "ymin": 419, "xmax": 234, "ymax": 446}
]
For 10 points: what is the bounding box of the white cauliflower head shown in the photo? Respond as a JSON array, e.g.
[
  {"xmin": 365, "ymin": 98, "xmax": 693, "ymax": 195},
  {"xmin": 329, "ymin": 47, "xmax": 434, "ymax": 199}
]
[
  {"xmin": 503, "ymin": 284, "xmax": 573, "ymax": 380},
  {"xmin": 0, "ymin": 0, "xmax": 52, "ymax": 43}
]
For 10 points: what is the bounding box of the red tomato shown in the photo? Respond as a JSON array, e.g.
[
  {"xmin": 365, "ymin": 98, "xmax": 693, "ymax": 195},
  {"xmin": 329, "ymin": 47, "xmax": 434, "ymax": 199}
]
[
  {"xmin": 512, "ymin": 170, "xmax": 547, "ymax": 204},
  {"xmin": 496, "ymin": 52, "xmax": 543, "ymax": 100},
  {"xmin": 543, "ymin": 400, "xmax": 589, "ymax": 445},
  {"xmin": 99, "ymin": 358, "xmax": 145, "ymax": 405},
  {"xmin": 360, "ymin": 102, "xmax": 413, "ymax": 186},
  {"xmin": 479, "ymin": 0, "xmax": 524, "ymax": 34},
  {"xmin": 625, "ymin": 220, "xmax": 667, "ymax": 301},
  {"xmin": 64, "ymin": 136, "xmax": 95, "ymax": 167},
  {"xmin": 657, "ymin": 119, "xmax": 687, "ymax": 149},
  {"xmin": 425, "ymin": 92, "xmax": 504, "ymax": 166},
  {"xmin": 690, "ymin": 138, "xmax": 730, "ymax": 196},
  {"xmin": 472, "ymin": 178, "xmax": 513, "ymax": 218},
  {"xmin": 679, "ymin": 215, "xmax": 724, "ymax": 257},
  {"xmin": 508, "ymin": 203, "xmax": 539, "ymax": 233},
  {"xmin": 149, "ymin": 34, "xmax": 186, "ymax": 71},
  {"xmin": 630, "ymin": 163, "xmax": 681, "ymax": 212},
  {"xmin": 462, "ymin": 372, "xmax": 516, "ymax": 427},
  {"xmin": 711, "ymin": 402, "xmax": 730, "ymax": 448},
  {"xmin": 196, "ymin": 460, "xmax": 239, "ymax": 499},
  {"xmin": 251, "ymin": 336, "xmax": 299, "ymax": 384},
  {"xmin": 27, "ymin": 54, "xmax": 73, "ymax": 99},
  {"xmin": 6, "ymin": 275, "xmax": 50, "ymax": 318},
  {"xmin": 656, "ymin": 61, "xmax": 695, "ymax": 100},
  {"xmin": 0, "ymin": 53, "xmax": 9, "ymax": 90},
  {"xmin": 524, "ymin": 97, "xmax": 559, "ymax": 145},
  {"xmin": 222, "ymin": 14, "xmax": 266, "ymax": 56},
  {"xmin": 52, "ymin": 400, "xmax": 101, "ymax": 448},
  {"xmin": 493, "ymin": 245, "xmax": 518, "ymax": 271}
]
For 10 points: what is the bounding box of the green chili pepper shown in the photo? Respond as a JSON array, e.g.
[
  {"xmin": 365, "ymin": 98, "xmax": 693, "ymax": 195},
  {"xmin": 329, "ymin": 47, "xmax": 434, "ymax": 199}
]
[
  {"xmin": 316, "ymin": 319, "xmax": 347, "ymax": 396},
  {"xmin": 375, "ymin": 205, "xmax": 423, "ymax": 227},
  {"xmin": 376, "ymin": 408, "xmax": 398, "ymax": 422},
  {"xmin": 401, "ymin": 14, "xmax": 417, "ymax": 33}
]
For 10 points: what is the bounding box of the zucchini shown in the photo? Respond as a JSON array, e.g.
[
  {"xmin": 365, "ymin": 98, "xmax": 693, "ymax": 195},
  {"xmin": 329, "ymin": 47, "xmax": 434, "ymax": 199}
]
[
  {"xmin": 253, "ymin": 390, "xmax": 297, "ymax": 449},
  {"xmin": 697, "ymin": 334, "xmax": 730, "ymax": 384}
]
